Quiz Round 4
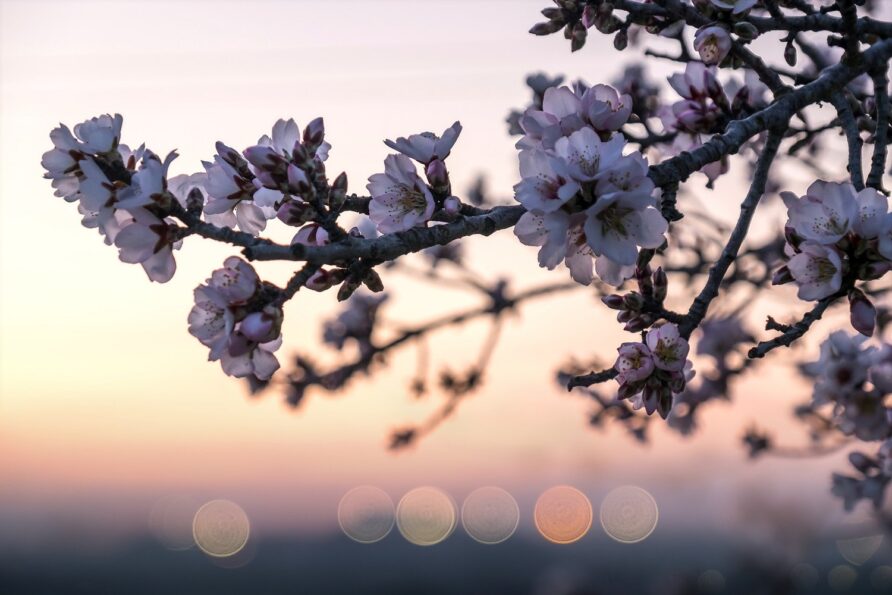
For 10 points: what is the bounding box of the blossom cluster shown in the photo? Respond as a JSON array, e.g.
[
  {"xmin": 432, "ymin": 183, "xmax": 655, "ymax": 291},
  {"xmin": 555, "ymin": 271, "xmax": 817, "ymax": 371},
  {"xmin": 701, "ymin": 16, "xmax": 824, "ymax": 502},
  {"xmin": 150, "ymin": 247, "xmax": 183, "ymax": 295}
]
[
  {"xmin": 612, "ymin": 323, "xmax": 694, "ymax": 419},
  {"xmin": 366, "ymin": 122, "xmax": 462, "ymax": 233},
  {"xmin": 41, "ymin": 114, "xmax": 189, "ymax": 282},
  {"xmin": 512, "ymin": 82, "xmax": 668, "ymax": 286},
  {"xmin": 203, "ymin": 117, "xmax": 337, "ymax": 236},
  {"xmin": 188, "ymin": 257, "xmax": 283, "ymax": 380},
  {"xmin": 775, "ymin": 180, "xmax": 892, "ymax": 336}
]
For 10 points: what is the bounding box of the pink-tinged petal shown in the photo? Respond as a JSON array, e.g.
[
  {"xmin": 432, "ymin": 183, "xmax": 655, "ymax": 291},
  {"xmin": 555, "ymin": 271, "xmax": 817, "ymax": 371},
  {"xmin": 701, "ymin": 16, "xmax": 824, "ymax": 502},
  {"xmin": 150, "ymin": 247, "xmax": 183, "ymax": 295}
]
[
  {"xmin": 235, "ymin": 202, "xmax": 267, "ymax": 235},
  {"xmin": 252, "ymin": 349, "xmax": 280, "ymax": 380},
  {"xmin": 141, "ymin": 247, "xmax": 177, "ymax": 283},
  {"xmin": 542, "ymin": 86, "xmax": 581, "ymax": 118}
]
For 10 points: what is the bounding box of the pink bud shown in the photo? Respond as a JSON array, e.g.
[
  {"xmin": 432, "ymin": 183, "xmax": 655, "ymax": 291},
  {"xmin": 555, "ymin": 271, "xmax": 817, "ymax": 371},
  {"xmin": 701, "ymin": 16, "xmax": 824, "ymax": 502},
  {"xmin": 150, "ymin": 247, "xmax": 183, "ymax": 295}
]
[
  {"xmin": 240, "ymin": 311, "xmax": 276, "ymax": 343},
  {"xmin": 849, "ymin": 290, "xmax": 876, "ymax": 337},
  {"xmin": 443, "ymin": 196, "xmax": 461, "ymax": 216},
  {"xmin": 287, "ymin": 163, "xmax": 311, "ymax": 194},
  {"xmin": 303, "ymin": 117, "xmax": 325, "ymax": 147},
  {"xmin": 277, "ymin": 200, "xmax": 313, "ymax": 226},
  {"xmin": 772, "ymin": 265, "xmax": 793, "ymax": 286},
  {"xmin": 425, "ymin": 158, "xmax": 450, "ymax": 190},
  {"xmin": 243, "ymin": 145, "xmax": 280, "ymax": 170}
]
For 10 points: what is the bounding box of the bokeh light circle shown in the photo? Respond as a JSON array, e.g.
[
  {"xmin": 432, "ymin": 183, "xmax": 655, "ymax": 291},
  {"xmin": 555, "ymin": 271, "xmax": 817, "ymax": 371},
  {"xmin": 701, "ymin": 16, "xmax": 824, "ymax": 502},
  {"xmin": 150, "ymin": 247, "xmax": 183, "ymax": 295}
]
[
  {"xmin": 396, "ymin": 486, "xmax": 457, "ymax": 546},
  {"xmin": 461, "ymin": 486, "xmax": 520, "ymax": 544},
  {"xmin": 192, "ymin": 500, "xmax": 250, "ymax": 558},
  {"xmin": 337, "ymin": 486, "xmax": 395, "ymax": 544},
  {"xmin": 835, "ymin": 534, "xmax": 883, "ymax": 565},
  {"xmin": 599, "ymin": 485, "xmax": 658, "ymax": 544},
  {"xmin": 534, "ymin": 485, "xmax": 593, "ymax": 544},
  {"xmin": 827, "ymin": 564, "xmax": 857, "ymax": 591}
]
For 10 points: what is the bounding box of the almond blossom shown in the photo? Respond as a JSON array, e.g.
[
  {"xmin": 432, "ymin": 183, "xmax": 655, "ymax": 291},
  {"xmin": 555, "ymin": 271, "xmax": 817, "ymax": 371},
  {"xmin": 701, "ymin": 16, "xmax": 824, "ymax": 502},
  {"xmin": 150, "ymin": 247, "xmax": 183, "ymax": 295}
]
[
  {"xmin": 72, "ymin": 113, "xmax": 123, "ymax": 154},
  {"xmin": 384, "ymin": 121, "xmax": 462, "ymax": 164},
  {"xmin": 113, "ymin": 207, "xmax": 179, "ymax": 283},
  {"xmin": 782, "ymin": 180, "xmax": 858, "ymax": 244},
  {"xmin": 693, "ymin": 26, "xmax": 733, "ymax": 65},
  {"xmin": 367, "ymin": 154, "xmax": 435, "ymax": 233},
  {"xmin": 786, "ymin": 241, "xmax": 844, "ymax": 300},
  {"xmin": 513, "ymin": 150, "xmax": 580, "ymax": 213},
  {"xmin": 518, "ymin": 83, "xmax": 632, "ymax": 151}
]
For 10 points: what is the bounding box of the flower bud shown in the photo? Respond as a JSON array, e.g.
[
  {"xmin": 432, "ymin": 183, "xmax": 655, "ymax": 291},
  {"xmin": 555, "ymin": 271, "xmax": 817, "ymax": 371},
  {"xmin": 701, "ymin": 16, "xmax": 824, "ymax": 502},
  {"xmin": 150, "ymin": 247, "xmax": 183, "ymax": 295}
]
[
  {"xmin": 849, "ymin": 289, "xmax": 876, "ymax": 337},
  {"xmin": 425, "ymin": 158, "xmax": 450, "ymax": 194},
  {"xmin": 303, "ymin": 117, "xmax": 325, "ymax": 150},
  {"xmin": 849, "ymin": 451, "xmax": 876, "ymax": 473},
  {"xmin": 529, "ymin": 20, "xmax": 563, "ymax": 36},
  {"xmin": 733, "ymin": 21, "xmax": 759, "ymax": 41},
  {"xmin": 329, "ymin": 172, "xmax": 348, "ymax": 210},
  {"xmin": 307, "ymin": 268, "xmax": 345, "ymax": 292},
  {"xmin": 240, "ymin": 306, "xmax": 282, "ymax": 343},
  {"xmin": 858, "ymin": 260, "xmax": 892, "ymax": 280},
  {"xmin": 337, "ymin": 277, "xmax": 362, "ymax": 301},
  {"xmin": 215, "ymin": 141, "xmax": 244, "ymax": 168},
  {"xmin": 443, "ymin": 196, "xmax": 461, "ymax": 216},
  {"xmin": 582, "ymin": 4, "xmax": 597, "ymax": 29},
  {"xmin": 623, "ymin": 292, "xmax": 645, "ymax": 311},
  {"xmin": 186, "ymin": 187, "xmax": 204, "ymax": 214},
  {"xmin": 624, "ymin": 313, "xmax": 653, "ymax": 333},
  {"xmin": 571, "ymin": 21, "xmax": 588, "ymax": 51},
  {"xmin": 784, "ymin": 42, "xmax": 797, "ymax": 67},
  {"xmin": 613, "ymin": 29, "xmax": 628, "ymax": 50},
  {"xmin": 287, "ymin": 163, "xmax": 312, "ymax": 195},
  {"xmin": 653, "ymin": 267, "xmax": 668, "ymax": 302},
  {"xmin": 772, "ymin": 265, "xmax": 794, "ymax": 285},
  {"xmin": 636, "ymin": 266, "xmax": 654, "ymax": 297},
  {"xmin": 601, "ymin": 294, "xmax": 625, "ymax": 310},
  {"xmin": 292, "ymin": 223, "xmax": 330, "ymax": 247},
  {"xmin": 276, "ymin": 200, "xmax": 314, "ymax": 226},
  {"xmin": 656, "ymin": 389, "xmax": 673, "ymax": 420},
  {"xmin": 362, "ymin": 269, "xmax": 385, "ymax": 293}
]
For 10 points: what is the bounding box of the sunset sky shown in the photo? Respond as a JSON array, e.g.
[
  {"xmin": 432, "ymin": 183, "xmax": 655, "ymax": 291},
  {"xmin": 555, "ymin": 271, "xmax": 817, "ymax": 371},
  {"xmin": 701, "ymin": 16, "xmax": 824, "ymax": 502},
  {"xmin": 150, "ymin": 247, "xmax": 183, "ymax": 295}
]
[{"xmin": 0, "ymin": 0, "xmax": 883, "ymax": 556}]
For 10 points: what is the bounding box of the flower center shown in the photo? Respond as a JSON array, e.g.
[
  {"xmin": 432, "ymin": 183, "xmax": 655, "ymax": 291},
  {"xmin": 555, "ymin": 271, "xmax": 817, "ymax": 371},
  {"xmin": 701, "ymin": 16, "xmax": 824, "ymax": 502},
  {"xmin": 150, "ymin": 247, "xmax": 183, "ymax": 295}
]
[
  {"xmin": 398, "ymin": 187, "xmax": 428, "ymax": 214},
  {"xmin": 597, "ymin": 203, "xmax": 630, "ymax": 236}
]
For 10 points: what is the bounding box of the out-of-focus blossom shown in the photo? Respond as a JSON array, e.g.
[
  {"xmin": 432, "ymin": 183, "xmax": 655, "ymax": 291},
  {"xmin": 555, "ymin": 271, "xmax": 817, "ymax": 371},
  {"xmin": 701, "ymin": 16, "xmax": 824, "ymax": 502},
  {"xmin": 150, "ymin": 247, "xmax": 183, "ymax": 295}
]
[
  {"xmin": 697, "ymin": 315, "xmax": 754, "ymax": 361},
  {"xmin": 323, "ymin": 292, "xmax": 389, "ymax": 355},
  {"xmin": 367, "ymin": 154, "xmax": 435, "ymax": 233}
]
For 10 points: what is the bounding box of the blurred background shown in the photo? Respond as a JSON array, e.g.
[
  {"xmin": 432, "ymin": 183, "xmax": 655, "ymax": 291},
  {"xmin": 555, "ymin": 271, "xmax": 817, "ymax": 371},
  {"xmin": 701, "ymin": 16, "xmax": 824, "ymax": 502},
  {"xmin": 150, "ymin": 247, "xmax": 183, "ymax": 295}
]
[{"xmin": 1, "ymin": 0, "xmax": 891, "ymax": 593}]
